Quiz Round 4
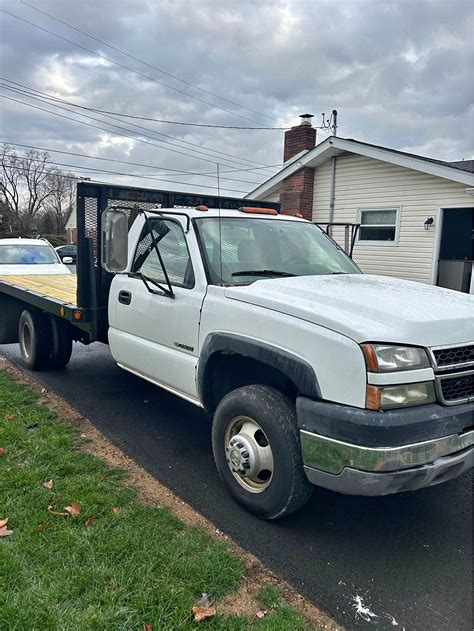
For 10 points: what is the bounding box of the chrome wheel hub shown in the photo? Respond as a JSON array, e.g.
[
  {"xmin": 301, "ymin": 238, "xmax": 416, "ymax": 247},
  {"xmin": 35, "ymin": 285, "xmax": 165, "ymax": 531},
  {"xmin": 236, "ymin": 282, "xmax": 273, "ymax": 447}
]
[{"xmin": 224, "ymin": 416, "xmax": 274, "ymax": 493}]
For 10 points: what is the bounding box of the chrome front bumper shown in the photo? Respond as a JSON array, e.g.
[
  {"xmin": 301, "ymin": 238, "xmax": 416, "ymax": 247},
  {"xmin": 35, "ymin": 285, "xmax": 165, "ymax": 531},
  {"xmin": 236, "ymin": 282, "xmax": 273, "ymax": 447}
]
[
  {"xmin": 301, "ymin": 429, "xmax": 474, "ymax": 496},
  {"xmin": 301, "ymin": 429, "xmax": 474, "ymax": 475}
]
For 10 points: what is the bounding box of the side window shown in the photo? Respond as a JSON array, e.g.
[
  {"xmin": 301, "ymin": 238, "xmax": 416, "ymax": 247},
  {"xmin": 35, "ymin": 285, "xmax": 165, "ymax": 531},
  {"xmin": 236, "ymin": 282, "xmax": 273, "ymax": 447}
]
[
  {"xmin": 358, "ymin": 208, "xmax": 400, "ymax": 243},
  {"xmin": 132, "ymin": 218, "xmax": 194, "ymax": 288}
]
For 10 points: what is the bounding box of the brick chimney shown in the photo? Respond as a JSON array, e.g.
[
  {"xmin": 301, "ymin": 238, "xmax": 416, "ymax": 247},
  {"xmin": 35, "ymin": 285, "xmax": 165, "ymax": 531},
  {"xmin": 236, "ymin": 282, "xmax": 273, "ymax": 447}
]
[{"xmin": 280, "ymin": 114, "xmax": 316, "ymax": 219}]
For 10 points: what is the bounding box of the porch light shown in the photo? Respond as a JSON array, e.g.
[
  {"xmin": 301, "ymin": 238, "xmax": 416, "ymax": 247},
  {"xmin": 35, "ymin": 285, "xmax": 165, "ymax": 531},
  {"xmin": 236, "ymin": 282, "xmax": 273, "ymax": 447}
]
[{"xmin": 424, "ymin": 217, "xmax": 434, "ymax": 230}]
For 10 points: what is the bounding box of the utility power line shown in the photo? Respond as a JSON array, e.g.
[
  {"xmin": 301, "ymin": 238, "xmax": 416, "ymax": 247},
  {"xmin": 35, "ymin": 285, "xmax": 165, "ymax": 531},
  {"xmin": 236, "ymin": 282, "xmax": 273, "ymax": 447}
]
[
  {"xmin": 1, "ymin": 93, "xmax": 279, "ymax": 176},
  {"xmin": 0, "ymin": 141, "xmax": 283, "ymax": 178},
  {"xmin": 1, "ymin": 157, "xmax": 251, "ymax": 194},
  {"xmin": 21, "ymin": 0, "xmax": 282, "ymax": 125},
  {"xmin": 4, "ymin": 82, "xmax": 287, "ymax": 129},
  {"xmin": 0, "ymin": 81, "xmax": 278, "ymax": 171},
  {"xmin": 0, "ymin": 141, "xmax": 264, "ymax": 185},
  {"xmin": 1, "ymin": 7, "xmax": 275, "ymax": 127}
]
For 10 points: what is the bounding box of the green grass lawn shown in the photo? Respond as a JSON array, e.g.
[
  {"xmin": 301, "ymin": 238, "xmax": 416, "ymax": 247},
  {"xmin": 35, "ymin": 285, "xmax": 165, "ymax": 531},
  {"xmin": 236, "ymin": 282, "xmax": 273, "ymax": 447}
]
[{"xmin": 0, "ymin": 370, "xmax": 313, "ymax": 630}]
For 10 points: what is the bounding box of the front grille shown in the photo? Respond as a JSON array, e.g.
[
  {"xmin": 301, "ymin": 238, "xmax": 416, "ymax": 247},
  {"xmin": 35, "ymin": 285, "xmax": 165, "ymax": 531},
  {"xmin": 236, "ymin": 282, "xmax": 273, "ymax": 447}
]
[
  {"xmin": 437, "ymin": 371, "xmax": 474, "ymax": 405},
  {"xmin": 432, "ymin": 344, "xmax": 474, "ymax": 370}
]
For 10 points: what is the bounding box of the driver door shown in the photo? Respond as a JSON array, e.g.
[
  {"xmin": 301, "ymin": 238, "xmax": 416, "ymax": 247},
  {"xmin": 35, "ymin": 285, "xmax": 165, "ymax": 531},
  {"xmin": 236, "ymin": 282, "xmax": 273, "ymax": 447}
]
[{"xmin": 109, "ymin": 216, "xmax": 205, "ymax": 403}]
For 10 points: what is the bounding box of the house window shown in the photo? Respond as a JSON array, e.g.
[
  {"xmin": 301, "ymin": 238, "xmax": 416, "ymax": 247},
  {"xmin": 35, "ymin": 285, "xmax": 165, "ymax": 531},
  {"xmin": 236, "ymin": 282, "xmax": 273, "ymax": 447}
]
[{"xmin": 358, "ymin": 208, "xmax": 399, "ymax": 243}]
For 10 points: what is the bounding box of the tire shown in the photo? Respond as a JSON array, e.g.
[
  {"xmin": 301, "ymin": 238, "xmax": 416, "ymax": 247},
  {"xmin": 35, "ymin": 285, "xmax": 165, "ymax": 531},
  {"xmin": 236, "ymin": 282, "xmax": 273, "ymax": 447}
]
[
  {"xmin": 212, "ymin": 385, "xmax": 313, "ymax": 520},
  {"xmin": 48, "ymin": 315, "xmax": 72, "ymax": 369},
  {"xmin": 18, "ymin": 309, "xmax": 51, "ymax": 371}
]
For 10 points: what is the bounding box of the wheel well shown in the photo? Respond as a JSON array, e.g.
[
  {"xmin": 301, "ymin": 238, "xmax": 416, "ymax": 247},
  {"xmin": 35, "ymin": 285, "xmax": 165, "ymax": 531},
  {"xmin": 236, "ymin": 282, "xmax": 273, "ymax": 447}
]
[
  {"xmin": 0, "ymin": 296, "xmax": 76, "ymax": 346},
  {"xmin": 202, "ymin": 352, "xmax": 298, "ymax": 412}
]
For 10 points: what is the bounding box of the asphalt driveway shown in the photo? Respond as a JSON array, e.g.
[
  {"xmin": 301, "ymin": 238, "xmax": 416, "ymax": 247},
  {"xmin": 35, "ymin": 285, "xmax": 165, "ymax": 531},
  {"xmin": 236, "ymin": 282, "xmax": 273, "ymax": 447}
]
[{"xmin": 2, "ymin": 343, "xmax": 472, "ymax": 631}]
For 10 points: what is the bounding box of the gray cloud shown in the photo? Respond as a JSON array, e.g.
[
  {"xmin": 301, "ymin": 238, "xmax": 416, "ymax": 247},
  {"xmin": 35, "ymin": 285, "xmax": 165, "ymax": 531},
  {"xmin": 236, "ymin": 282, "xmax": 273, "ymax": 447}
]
[{"xmin": 1, "ymin": 0, "xmax": 473, "ymax": 195}]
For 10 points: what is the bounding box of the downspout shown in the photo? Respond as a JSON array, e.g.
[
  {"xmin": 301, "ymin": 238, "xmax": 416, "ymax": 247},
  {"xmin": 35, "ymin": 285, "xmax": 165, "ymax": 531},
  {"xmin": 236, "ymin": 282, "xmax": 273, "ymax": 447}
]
[{"xmin": 328, "ymin": 156, "xmax": 337, "ymax": 235}]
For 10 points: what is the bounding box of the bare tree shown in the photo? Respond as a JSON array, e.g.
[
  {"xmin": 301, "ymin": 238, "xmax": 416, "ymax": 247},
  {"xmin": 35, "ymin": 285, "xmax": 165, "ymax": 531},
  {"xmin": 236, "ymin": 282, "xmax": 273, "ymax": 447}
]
[
  {"xmin": 20, "ymin": 149, "xmax": 54, "ymax": 231},
  {"xmin": 0, "ymin": 144, "xmax": 22, "ymax": 229},
  {"xmin": 45, "ymin": 169, "xmax": 76, "ymax": 234},
  {"xmin": 0, "ymin": 144, "xmax": 55, "ymax": 232}
]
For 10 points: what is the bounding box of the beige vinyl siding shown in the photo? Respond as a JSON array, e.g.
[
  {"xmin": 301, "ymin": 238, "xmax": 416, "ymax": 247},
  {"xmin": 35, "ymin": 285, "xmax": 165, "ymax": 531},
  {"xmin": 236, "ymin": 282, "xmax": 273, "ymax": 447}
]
[{"xmin": 313, "ymin": 154, "xmax": 472, "ymax": 284}]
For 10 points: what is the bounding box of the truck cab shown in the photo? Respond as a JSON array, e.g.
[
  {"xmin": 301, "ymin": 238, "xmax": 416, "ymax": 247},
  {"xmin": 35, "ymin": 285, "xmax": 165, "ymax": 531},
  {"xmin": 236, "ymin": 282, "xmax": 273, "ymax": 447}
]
[{"xmin": 105, "ymin": 204, "xmax": 474, "ymax": 519}]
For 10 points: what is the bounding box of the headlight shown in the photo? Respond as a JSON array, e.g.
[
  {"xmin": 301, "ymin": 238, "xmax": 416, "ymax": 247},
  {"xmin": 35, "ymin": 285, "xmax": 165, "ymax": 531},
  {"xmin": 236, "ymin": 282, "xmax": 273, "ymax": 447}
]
[
  {"xmin": 367, "ymin": 382, "xmax": 436, "ymax": 410},
  {"xmin": 361, "ymin": 344, "xmax": 430, "ymax": 372}
]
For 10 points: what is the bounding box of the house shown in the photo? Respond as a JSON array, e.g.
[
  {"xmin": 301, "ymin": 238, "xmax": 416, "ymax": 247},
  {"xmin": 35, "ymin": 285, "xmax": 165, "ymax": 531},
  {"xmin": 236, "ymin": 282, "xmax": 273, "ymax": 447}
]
[
  {"xmin": 246, "ymin": 117, "xmax": 474, "ymax": 294},
  {"xmin": 65, "ymin": 206, "xmax": 77, "ymax": 244}
]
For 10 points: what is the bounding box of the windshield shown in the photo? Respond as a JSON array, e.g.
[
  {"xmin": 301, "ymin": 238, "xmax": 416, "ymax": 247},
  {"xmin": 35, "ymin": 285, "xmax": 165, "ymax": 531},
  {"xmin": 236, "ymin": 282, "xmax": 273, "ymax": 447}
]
[
  {"xmin": 0, "ymin": 244, "xmax": 59, "ymax": 265},
  {"xmin": 196, "ymin": 217, "xmax": 360, "ymax": 285}
]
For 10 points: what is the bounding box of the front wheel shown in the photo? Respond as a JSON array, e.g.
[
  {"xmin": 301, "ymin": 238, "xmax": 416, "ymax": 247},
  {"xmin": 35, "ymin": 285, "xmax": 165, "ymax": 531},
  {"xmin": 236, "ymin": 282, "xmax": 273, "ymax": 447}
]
[{"xmin": 212, "ymin": 385, "xmax": 313, "ymax": 520}]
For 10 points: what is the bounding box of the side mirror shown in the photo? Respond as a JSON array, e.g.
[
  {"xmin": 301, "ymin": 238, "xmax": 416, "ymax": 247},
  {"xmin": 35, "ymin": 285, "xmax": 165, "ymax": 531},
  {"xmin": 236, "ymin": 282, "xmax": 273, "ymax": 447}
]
[
  {"xmin": 101, "ymin": 207, "xmax": 129, "ymax": 272},
  {"xmin": 62, "ymin": 256, "xmax": 73, "ymax": 264}
]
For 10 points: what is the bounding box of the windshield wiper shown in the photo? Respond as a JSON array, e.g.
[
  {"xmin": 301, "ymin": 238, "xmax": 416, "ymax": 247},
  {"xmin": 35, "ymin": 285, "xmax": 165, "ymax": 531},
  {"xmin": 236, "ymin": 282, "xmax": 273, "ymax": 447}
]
[{"xmin": 231, "ymin": 269, "xmax": 295, "ymax": 278}]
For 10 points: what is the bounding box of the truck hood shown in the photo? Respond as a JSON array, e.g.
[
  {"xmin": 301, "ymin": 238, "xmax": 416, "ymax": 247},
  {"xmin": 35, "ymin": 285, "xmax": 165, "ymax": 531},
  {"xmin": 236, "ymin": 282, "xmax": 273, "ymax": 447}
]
[{"xmin": 225, "ymin": 274, "xmax": 474, "ymax": 347}]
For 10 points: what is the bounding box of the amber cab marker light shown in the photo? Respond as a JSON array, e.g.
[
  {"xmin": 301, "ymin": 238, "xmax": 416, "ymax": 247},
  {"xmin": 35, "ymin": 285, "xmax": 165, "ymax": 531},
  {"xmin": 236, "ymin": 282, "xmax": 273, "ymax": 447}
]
[
  {"xmin": 361, "ymin": 343, "xmax": 379, "ymax": 372},
  {"xmin": 195, "ymin": 205, "xmax": 208, "ymax": 212},
  {"xmin": 366, "ymin": 385, "xmax": 381, "ymax": 410},
  {"xmin": 59, "ymin": 306, "xmax": 65, "ymax": 317},
  {"xmin": 239, "ymin": 207, "xmax": 278, "ymax": 216}
]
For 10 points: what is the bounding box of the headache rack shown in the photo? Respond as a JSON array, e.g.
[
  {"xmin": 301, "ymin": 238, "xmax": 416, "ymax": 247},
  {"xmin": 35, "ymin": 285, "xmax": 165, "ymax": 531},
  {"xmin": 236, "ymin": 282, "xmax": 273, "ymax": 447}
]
[{"xmin": 76, "ymin": 181, "xmax": 280, "ymax": 342}]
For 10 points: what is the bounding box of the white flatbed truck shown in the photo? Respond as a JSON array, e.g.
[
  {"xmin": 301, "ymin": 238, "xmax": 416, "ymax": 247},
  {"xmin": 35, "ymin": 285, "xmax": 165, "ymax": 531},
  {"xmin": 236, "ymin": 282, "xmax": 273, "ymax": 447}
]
[{"xmin": 1, "ymin": 182, "xmax": 473, "ymax": 519}]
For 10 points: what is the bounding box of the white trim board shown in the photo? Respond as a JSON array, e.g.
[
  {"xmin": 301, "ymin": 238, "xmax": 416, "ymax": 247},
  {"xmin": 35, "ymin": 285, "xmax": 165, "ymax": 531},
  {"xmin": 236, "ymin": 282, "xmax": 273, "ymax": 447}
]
[{"xmin": 246, "ymin": 137, "xmax": 474, "ymax": 200}]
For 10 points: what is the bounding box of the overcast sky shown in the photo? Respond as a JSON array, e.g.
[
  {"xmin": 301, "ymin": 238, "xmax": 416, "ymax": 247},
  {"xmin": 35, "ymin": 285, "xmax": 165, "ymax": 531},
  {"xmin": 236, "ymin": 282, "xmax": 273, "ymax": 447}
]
[{"xmin": 1, "ymin": 0, "xmax": 473, "ymax": 197}]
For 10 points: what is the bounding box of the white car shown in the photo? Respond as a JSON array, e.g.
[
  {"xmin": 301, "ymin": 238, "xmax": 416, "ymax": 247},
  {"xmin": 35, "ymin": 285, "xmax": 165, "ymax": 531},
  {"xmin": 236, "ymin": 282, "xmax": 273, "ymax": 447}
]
[{"xmin": 0, "ymin": 238, "xmax": 72, "ymax": 275}]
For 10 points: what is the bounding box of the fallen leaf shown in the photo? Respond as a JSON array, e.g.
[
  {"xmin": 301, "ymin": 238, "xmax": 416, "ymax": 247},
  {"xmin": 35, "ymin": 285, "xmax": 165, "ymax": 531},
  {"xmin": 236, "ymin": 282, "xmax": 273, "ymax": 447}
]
[
  {"xmin": 36, "ymin": 524, "xmax": 45, "ymax": 532},
  {"xmin": 256, "ymin": 610, "xmax": 268, "ymax": 619},
  {"xmin": 0, "ymin": 448, "xmax": 5, "ymax": 456},
  {"xmin": 0, "ymin": 526, "xmax": 13, "ymax": 537},
  {"xmin": 0, "ymin": 518, "xmax": 8, "ymax": 528},
  {"xmin": 80, "ymin": 433, "xmax": 87, "ymax": 438},
  {"xmin": 64, "ymin": 502, "xmax": 81, "ymax": 517},
  {"xmin": 4, "ymin": 414, "xmax": 16, "ymax": 420},
  {"xmin": 84, "ymin": 518, "xmax": 96, "ymax": 527},
  {"xmin": 47, "ymin": 505, "xmax": 69, "ymax": 517},
  {"xmin": 41, "ymin": 387, "xmax": 48, "ymax": 394},
  {"xmin": 192, "ymin": 606, "xmax": 216, "ymax": 622},
  {"xmin": 42, "ymin": 479, "xmax": 54, "ymax": 489},
  {"xmin": 111, "ymin": 507, "xmax": 119, "ymax": 514},
  {"xmin": 142, "ymin": 625, "xmax": 152, "ymax": 631},
  {"xmin": 196, "ymin": 593, "xmax": 212, "ymax": 608}
]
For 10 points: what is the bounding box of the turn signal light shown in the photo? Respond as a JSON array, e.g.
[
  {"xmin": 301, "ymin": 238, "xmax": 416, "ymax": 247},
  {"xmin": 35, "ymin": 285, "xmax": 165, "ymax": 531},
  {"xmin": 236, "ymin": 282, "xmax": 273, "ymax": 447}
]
[
  {"xmin": 239, "ymin": 207, "xmax": 278, "ymax": 216},
  {"xmin": 361, "ymin": 344, "xmax": 379, "ymax": 372},
  {"xmin": 366, "ymin": 385, "xmax": 381, "ymax": 410},
  {"xmin": 73, "ymin": 310, "xmax": 82, "ymax": 321}
]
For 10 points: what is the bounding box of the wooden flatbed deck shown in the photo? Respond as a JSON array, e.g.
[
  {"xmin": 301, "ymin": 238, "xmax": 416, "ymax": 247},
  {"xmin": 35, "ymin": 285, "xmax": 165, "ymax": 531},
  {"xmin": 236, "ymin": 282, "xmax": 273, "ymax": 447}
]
[{"xmin": 0, "ymin": 274, "xmax": 77, "ymax": 305}]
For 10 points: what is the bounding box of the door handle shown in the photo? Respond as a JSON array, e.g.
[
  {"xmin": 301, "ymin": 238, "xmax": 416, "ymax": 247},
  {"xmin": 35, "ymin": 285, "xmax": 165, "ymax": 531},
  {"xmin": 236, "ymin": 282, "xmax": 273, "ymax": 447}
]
[{"xmin": 118, "ymin": 290, "xmax": 132, "ymax": 305}]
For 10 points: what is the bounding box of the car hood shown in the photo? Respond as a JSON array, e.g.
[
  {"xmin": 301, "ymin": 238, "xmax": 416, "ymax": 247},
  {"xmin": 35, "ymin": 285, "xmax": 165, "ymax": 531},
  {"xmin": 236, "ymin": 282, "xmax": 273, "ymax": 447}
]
[
  {"xmin": 0, "ymin": 264, "xmax": 71, "ymax": 275},
  {"xmin": 225, "ymin": 274, "xmax": 474, "ymax": 347}
]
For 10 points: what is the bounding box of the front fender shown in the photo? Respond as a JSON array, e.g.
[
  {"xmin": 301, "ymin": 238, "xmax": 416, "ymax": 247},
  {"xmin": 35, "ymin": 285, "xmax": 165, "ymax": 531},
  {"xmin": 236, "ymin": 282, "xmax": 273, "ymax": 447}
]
[{"xmin": 198, "ymin": 332, "xmax": 321, "ymax": 411}]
